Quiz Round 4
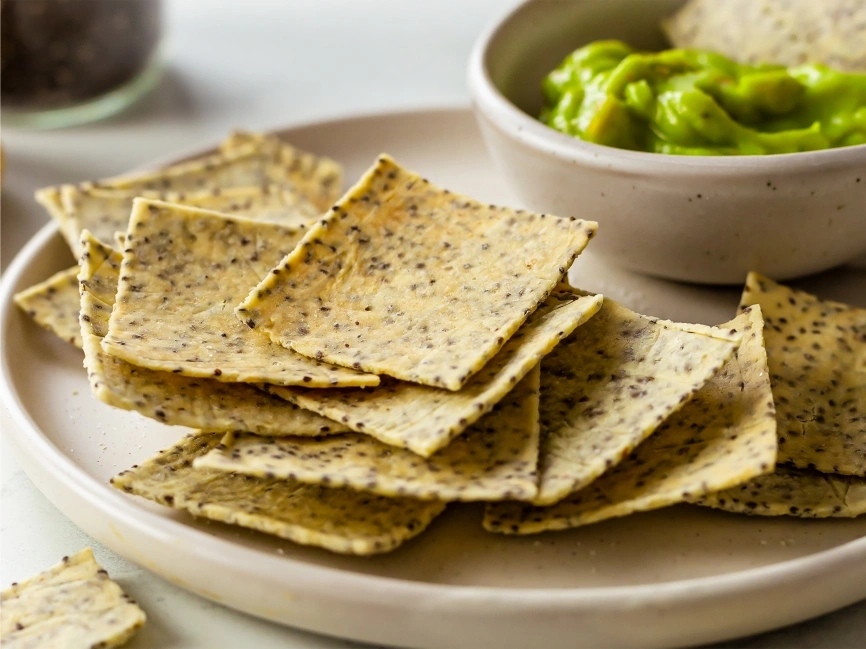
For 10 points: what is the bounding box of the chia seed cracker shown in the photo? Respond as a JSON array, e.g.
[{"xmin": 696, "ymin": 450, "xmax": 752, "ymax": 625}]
[
  {"xmin": 264, "ymin": 292, "xmax": 603, "ymax": 457},
  {"xmin": 237, "ymin": 154, "xmax": 598, "ymax": 390},
  {"xmin": 531, "ymin": 296, "xmax": 742, "ymax": 506},
  {"xmin": 111, "ymin": 433, "xmax": 445, "ymax": 556},
  {"xmin": 0, "ymin": 548, "xmax": 145, "ymax": 649},
  {"xmin": 485, "ymin": 307, "xmax": 778, "ymax": 533},
  {"xmin": 693, "ymin": 466, "xmax": 866, "ymax": 518},
  {"xmin": 101, "ymin": 199, "xmax": 379, "ymax": 388},
  {"xmin": 79, "ymin": 232, "xmax": 350, "ymax": 436},
  {"xmin": 739, "ymin": 272, "xmax": 866, "ymax": 476},
  {"xmin": 196, "ymin": 365, "xmax": 542, "ymax": 503},
  {"xmin": 14, "ymin": 266, "xmax": 83, "ymax": 348},
  {"xmin": 60, "ymin": 183, "xmax": 321, "ymax": 255}
]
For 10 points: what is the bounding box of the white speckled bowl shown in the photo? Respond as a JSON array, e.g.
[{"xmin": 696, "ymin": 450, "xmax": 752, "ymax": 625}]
[{"xmin": 468, "ymin": 0, "xmax": 866, "ymax": 285}]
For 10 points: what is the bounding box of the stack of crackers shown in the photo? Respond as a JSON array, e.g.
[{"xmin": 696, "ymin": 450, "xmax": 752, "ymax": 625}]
[{"xmin": 15, "ymin": 131, "xmax": 866, "ymax": 558}]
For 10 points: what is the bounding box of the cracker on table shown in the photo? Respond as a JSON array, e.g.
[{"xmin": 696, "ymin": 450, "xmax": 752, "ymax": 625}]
[{"xmin": 1, "ymin": 548, "xmax": 145, "ymax": 649}]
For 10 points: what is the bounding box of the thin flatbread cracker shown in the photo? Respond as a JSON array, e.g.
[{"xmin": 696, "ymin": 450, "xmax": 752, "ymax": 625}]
[
  {"xmin": 60, "ymin": 183, "xmax": 320, "ymax": 254},
  {"xmin": 79, "ymin": 232, "xmax": 349, "ymax": 436},
  {"xmin": 695, "ymin": 466, "xmax": 866, "ymax": 518},
  {"xmin": 265, "ymin": 292, "xmax": 604, "ymax": 457},
  {"xmin": 238, "ymin": 154, "xmax": 598, "ymax": 390},
  {"xmin": 740, "ymin": 272, "xmax": 866, "ymax": 476},
  {"xmin": 93, "ymin": 134, "xmax": 341, "ymax": 211},
  {"xmin": 196, "ymin": 365, "xmax": 542, "ymax": 502},
  {"xmin": 35, "ymin": 186, "xmax": 80, "ymax": 256},
  {"xmin": 14, "ymin": 266, "xmax": 82, "ymax": 348},
  {"xmin": 112, "ymin": 433, "xmax": 446, "ymax": 555},
  {"xmin": 531, "ymin": 298, "xmax": 742, "ymax": 506},
  {"xmin": 1, "ymin": 548, "xmax": 145, "ymax": 649},
  {"xmin": 484, "ymin": 307, "xmax": 777, "ymax": 533},
  {"xmin": 38, "ymin": 131, "xmax": 342, "ymax": 254},
  {"xmin": 101, "ymin": 200, "xmax": 378, "ymax": 388},
  {"xmin": 663, "ymin": 0, "xmax": 866, "ymax": 72}
]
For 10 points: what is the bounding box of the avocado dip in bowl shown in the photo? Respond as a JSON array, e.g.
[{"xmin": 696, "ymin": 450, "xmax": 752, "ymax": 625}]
[{"xmin": 467, "ymin": 0, "xmax": 866, "ymax": 284}]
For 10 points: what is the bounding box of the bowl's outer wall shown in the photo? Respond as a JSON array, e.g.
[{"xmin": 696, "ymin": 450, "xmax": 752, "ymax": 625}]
[{"xmin": 473, "ymin": 0, "xmax": 866, "ymax": 284}]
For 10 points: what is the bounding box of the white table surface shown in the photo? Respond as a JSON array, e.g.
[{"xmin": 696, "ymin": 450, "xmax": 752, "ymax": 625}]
[{"xmin": 1, "ymin": 1, "xmax": 864, "ymax": 647}]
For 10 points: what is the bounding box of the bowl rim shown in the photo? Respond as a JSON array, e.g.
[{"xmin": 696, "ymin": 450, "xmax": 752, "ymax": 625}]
[{"xmin": 467, "ymin": 0, "xmax": 866, "ymax": 175}]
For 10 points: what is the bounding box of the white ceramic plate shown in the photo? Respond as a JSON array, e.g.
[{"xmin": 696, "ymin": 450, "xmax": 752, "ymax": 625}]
[{"xmin": 2, "ymin": 108, "xmax": 865, "ymax": 649}]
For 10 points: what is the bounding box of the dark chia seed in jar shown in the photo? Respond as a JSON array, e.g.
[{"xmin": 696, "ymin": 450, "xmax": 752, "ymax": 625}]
[{"xmin": 1, "ymin": 0, "xmax": 163, "ymax": 125}]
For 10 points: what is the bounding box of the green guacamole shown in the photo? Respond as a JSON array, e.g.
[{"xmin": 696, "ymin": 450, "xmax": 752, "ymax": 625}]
[{"xmin": 540, "ymin": 40, "xmax": 866, "ymax": 155}]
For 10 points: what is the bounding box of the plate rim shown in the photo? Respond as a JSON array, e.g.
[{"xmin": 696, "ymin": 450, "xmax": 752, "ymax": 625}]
[{"xmin": 2, "ymin": 105, "xmax": 864, "ymax": 622}]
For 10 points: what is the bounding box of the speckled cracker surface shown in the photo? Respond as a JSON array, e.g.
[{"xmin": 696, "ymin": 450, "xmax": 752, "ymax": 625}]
[
  {"xmin": 265, "ymin": 292, "xmax": 603, "ymax": 456},
  {"xmin": 663, "ymin": 0, "xmax": 866, "ymax": 72},
  {"xmin": 485, "ymin": 308, "xmax": 778, "ymax": 533},
  {"xmin": 740, "ymin": 272, "xmax": 866, "ymax": 476},
  {"xmin": 695, "ymin": 467, "xmax": 866, "ymax": 518},
  {"xmin": 14, "ymin": 266, "xmax": 82, "ymax": 348},
  {"xmin": 61, "ymin": 184, "xmax": 320, "ymax": 254},
  {"xmin": 531, "ymin": 298, "xmax": 742, "ymax": 506},
  {"xmin": 35, "ymin": 186, "xmax": 80, "ymax": 256},
  {"xmin": 112, "ymin": 433, "xmax": 445, "ymax": 555},
  {"xmin": 197, "ymin": 365, "xmax": 542, "ymax": 502},
  {"xmin": 1, "ymin": 548, "xmax": 145, "ymax": 649},
  {"xmin": 101, "ymin": 200, "xmax": 378, "ymax": 387},
  {"xmin": 95, "ymin": 133, "xmax": 342, "ymax": 212},
  {"xmin": 238, "ymin": 154, "xmax": 598, "ymax": 390},
  {"xmin": 79, "ymin": 232, "xmax": 349, "ymax": 436},
  {"xmin": 38, "ymin": 131, "xmax": 342, "ymax": 255}
]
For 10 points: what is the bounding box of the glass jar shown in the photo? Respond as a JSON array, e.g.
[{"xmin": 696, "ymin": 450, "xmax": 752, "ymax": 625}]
[{"xmin": 1, "ymin": 0, "xmax": 164, "ymax": 129}]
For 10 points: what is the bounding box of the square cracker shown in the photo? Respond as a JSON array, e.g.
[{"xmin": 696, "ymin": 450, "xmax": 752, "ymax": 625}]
[
  {"xmin": 484, "ymin": 307, "xmax": 778, "ymax": 533},
  {"xmin": 101, "ymin": 200, "xmax": 378, "ymax": 388},
  {"xmin": 1, "ymin": 548, "xmax": 145, "ymax": 649},
  {"xmin": 740, "ymin": 272, "xmax": 866, "ymax": 476},
  {"xmin": 530, "ymin": 297, "xmax": 742, "ymax": 505},
  {"xmin": 14, "ymin": 266, "xmax": 83, "ymax": 348},
  {"xmin": 60, "ymin": 183, "xmax": 321, "ymax": 255},
  {"xmin": 265, "ymin": 292, "xmax": 603, "ymax": 457},
  {"xmin": 237, "ymin": 154, "xmax": 598, "ymax": 390},
  {"xmin": 79, "ymin": 232, "xmax": 349, "ymax": 437},
  {"xmin": 195, "ymin": 364, "xmax": 542, "ymax": 502},
  {"xmin": 111, "ymin": 433, "xmax": 446, "ymax": 556}
]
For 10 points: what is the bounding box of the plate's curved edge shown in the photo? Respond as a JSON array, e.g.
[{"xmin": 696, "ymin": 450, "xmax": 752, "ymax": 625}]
[{"xmin": 2, "ymin": 109, "xmax": 865, "ymax": 649}]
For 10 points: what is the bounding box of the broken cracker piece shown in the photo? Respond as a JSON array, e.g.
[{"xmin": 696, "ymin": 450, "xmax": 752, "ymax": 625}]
[
  {"xmin": 14, "ymin": 266, "xmax": 82, "ymax": 348},
  {"xmin": 1, "ymin": 548, "xmax": 145, "ymax": 649}
]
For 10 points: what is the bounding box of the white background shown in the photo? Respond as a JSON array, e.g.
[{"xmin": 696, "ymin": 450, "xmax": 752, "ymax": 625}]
[{"xmin": 1, "ymin": 1, "xmax": 864, "ymax": 647}]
